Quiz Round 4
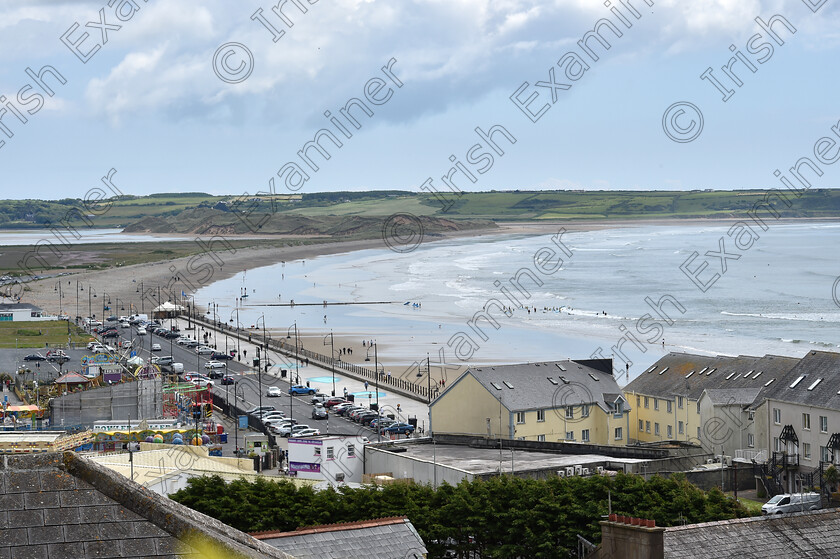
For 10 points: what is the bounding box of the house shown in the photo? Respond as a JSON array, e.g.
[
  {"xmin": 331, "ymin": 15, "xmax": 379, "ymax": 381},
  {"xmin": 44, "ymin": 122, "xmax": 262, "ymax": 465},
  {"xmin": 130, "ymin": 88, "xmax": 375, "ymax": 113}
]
[
  {"xmin": 624, "ymin": 352, "xmax": 798, "ymax": 453},
  {"xmin": 252, "ymin": 516, "xmax": 427, "ymax": 559},
  {"xmin": 0, "ymin": 302, "xmax": 55, "ymax": 322},
  {"xmin": 287, "ymin": 434, "xmax": 368, "ymax": 485},
  {"xmin": 592, "ymin": 509, "xmax": 840, "ymax": 558},
  {"xmin": 430, "ymin": 359, "xmax": 630, "ymax": 445},
  {"xmin": 0, "ymin": 451, "xmax": 296, "ymax": 558}
]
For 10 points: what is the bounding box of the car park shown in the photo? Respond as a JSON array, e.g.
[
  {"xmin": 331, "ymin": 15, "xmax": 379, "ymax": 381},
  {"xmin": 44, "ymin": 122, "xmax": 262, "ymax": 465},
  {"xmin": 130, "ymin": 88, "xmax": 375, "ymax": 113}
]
[
  {"xmin": 383, "ymin": 423, "xmax": 415, "ymax": 435},
  {"xmin": 311, "ymin": 405, "xmax": 327, "ymax": 419},
  {"xmin": 289, "ymin": 385, "xmax": 316, "ymax": 395},
  {"xmin": 266, "ymin": 386, "xmax": 282, "ymax": 397},
  {"xmin": 151, "ymin": 343, "xmax": 162, "ymax": 352},
  {"xmin": 23, "ymin": 353, "xmax": 46, "ymax": 361},
  {"xmin": 204, "ymin": 360, "xmax": 225, "ymax": 370}
]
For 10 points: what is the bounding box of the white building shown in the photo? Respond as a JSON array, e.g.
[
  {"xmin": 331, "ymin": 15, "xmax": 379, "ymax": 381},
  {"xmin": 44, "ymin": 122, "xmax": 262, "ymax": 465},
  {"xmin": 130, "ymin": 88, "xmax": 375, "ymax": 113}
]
[
  {"xmin": 0, "ymin": 303, "xmax": 55, "ymax": 322},
  {"xmin": 288, "ymin": 434, "xmax": 367, "ymax": 486}
]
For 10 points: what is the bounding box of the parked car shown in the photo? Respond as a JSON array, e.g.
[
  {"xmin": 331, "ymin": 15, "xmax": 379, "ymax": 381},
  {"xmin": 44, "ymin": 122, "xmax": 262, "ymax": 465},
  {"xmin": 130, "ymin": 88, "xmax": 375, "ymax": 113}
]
[
  {"xmin": 101, "ymin": 329, "xmax": 120, "ymax": 338},
  {"xmin": 246, "ymin": 406, "xmax": 275, "ymax": 415},
  {"xmin": 163, "ymin": 331, "xmax": 181, "ymax": 339},
  {"xmin": 206, "ymin": 369, "xmax": 225, "ymax": 379},
  {"xmin": 182, "ymin": 339, "xmax": 199, "ymax": 348},
  {"xmin": 371, "ymin": 419, "xmax": 396, "ymax": 431},
  {"xmin": 210, "ymin": 352, "xmax": 234, "ymax": 360},
  {"xmin": 311, "ymin": 405, "xmax": 327, "ymax": 419},
  {"xmin": 23, "ymin": 353, "xmax": 46, "ymax": 361},
  {"xmin": 761, "ymin": 493, "xmax": 822, "ymax": 515},
  {"xmin": 356, "ymin": 411, "xmax": 379, "ymax": 424},
  {"xmin": 46, "ymin": 350, "xmax": 67, "ymax": 361},
  {"xmin": 310, "ymin": 393, "xmax": 329, "ymax": 404},
  {"xmin": 192, "ymin": 378, "xmax": 215, "ymax": 388},
  {"xmin": 383, "ymin": 423, "xmax": 415, "ymax": 435},
  {"xmin": 324, "ymin": 397, "xmax": 347, "ymax": 408},
  {"xmin": 292, "ymin": 428, "xmax": 321, "ymax": 438},
  {"xmin": 136, "ymin": 327, "xmax": 146, "ymax": 335},
  {"xmin": 151, "ymin": 356, "xmax": 174, "ymax": 366},
  {"xmin": 176, "ymin": 337, "xmax": 195, "ymax": 345},
  {"xmin": 151, "ymin": 343, "xmax": 162, "ymax": 352},
  {"xmin": 203, "ymin": 360, "xmax": 225, "ymax": 370},
  {"xmin": 331, "ymin": 402, "xmax": 353, "ymax": 412},
  {"xmin": 196, "ymin": 346, "xmax": 214, "ymax": 355},
  {"xmin": 266, "ymin": 386, "xmax": 283, "ymax": 397},
  {"xmin": 289, "ymin": 385, "xmax": 316, "ymax": 395},
  {"xmin": 220, "ymin": 375, "xmax": 235, "ymax": 385}
]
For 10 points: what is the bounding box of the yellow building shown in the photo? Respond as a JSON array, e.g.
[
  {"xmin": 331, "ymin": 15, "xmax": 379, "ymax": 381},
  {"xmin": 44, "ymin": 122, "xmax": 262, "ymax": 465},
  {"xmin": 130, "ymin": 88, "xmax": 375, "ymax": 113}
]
[
  {"xmin": 624, "ymin": 352, "xmax": 797, "ymax": 449},
  {"xmin": 430, "ymin": 359, "xmax": 630, "ymax": 445}
]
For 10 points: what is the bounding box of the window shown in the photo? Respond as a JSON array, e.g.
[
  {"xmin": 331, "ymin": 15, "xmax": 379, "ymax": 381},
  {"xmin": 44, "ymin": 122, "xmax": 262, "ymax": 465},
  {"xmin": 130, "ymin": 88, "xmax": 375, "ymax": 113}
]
[
  {"xmin": 822, "ymin": 446, "xmax": 833, "ymax": 463},
  {"xmin": 565, "ymin": 431, "xmax": 574, "ymax": 441},
  {"xmin": 773, "ymin": 408, "xmax": 781, "ymax": 425},
  {"xmin": 696, "ymin": 400, "xmax": 701, "ymax": 414},
  {"xmin": 654, "ymin": 398, "xmax": 659, "ymax": 411},
  {"xmin": 821, "ymin": 416, "xmax": 828, "ymax": 433},
  {"xmin": 677, "ymin": 396, "xmax": 684, "ymax": 409},
  {"xmin": 537, "ymin": 434, "xmax": 546, "ymax": 442},
  {"xmin": 678, "ymin": 421, "xmax": 684, "ymax": 435},
  {"xmin": 803, "ymin": 443, "xmax": 811, "ymax": 460},
  {"xmin": 667, "ymin": 425, "xmax": 673, "ymax": 438},
  {"xmin": 748, "ymin": 410, "xmax": 755, "ymax": 421},
  {"xmin": 645, "ymin": 421, "xmax": 651, "ymax": 433},
  {"xmin": 614, "ymin": 427, "xmax": 623, "ymax": 440},
  {"xmin": 803, "ymin": 413, "xmax": 811, "ymax": 430},
  {"xmin": 613, "ymin": 401, "xmax": 623, "ymax": 418},
  {"xmin": 536, "ymin": 409, "xmax": 545, "ymax": 422},
  {"xmin": 314, "ymin": 447, "xmax": 321, "ymax": 456},
  {"xmin": 654, "ymin": 423, "xmax": 660, "ymax": 436},
  {"xmin": 774, "ymin": 437, "xmax": 780, "ymax": 452},
  {"xmin": 748, "ymin": 433, "xmax": 754, "ymax": 448},
  {"xmin": 565, "ymin": 407, "xmax": 574, "ymax": 419},
  {"xmin": 582, "ymin": 429, "xmax": 590, "ymax": 442},
  {"xmin": 516, "ymin": 412, "xmax": 525, "ymax": 424},
  {"xmin": 636, "ymin": 395, "xmax": 641, "ymax": 407},
  {"xmin": 326, "ymin": 447, "xmax": 334, "ymax": 460},
  {"xmin": 582, "ymin": 404, "xmax": 590, "ymax": 417},
  {"xmin": 639, "ymin": 419, "xmax": 644, "ymax": 431},
  {"xmin": 667, "ymin": 400, "xmax": 672, "ymax": 414},
  {"xmin": 697, "ymin": 426, "xmax": 701, "ymax": 439},
  {"xmin": 644, "ymin": 397, "xmax": 649, "ymax": 409},
  {"xmin": 347, "ymin": 444, "xmax": 355, "ymax": 458}
]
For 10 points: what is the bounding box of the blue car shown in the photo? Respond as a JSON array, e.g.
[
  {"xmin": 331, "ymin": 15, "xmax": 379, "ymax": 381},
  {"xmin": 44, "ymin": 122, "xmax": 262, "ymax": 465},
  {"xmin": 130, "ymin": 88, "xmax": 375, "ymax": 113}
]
[
  {"xmin": 383, "ymin": 422, "xmax": 415, "ymax": 435},
  {"xmin": 289, "ymin": 385, "xmax": 316, "ymax": 395}
]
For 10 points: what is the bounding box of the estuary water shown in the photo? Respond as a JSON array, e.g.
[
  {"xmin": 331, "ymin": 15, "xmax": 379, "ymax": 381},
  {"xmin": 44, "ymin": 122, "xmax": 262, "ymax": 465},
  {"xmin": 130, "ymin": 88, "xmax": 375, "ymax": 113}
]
[{"xmin": 195, "ymin": 222, "xmax": 840, "ymax": 383}]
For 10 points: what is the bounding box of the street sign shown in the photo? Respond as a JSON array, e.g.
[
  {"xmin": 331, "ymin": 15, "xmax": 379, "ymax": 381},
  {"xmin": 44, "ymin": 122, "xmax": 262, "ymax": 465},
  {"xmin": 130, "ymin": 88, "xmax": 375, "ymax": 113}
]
[{"xmin": 238, "ymin": 415, "xmax": 248, "ymax": 429}]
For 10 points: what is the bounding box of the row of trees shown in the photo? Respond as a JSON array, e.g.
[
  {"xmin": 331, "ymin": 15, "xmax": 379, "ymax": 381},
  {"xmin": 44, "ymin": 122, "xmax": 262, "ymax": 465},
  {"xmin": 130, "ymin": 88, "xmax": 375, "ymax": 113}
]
[{"xmin": 171, "ymin": 472, "xmax": 754, "ymax": 558}]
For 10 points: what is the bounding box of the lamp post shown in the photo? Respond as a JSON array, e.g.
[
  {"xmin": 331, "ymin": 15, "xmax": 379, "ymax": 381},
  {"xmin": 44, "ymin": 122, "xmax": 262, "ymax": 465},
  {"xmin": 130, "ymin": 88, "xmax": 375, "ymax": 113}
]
[
  {"xmin": 76, "ymin": 281, "xmax": 81, "ymax": 320},
  {"xmin": 287, "ymin": 322, "xmax": 299, "ymax": 421},
  {"xmin": 374, "ymin": 341, "xmax": 381, "ymax": 443},
  {"xmin": 255, "ymin": 315, "xmax": 267, "ymax": 423},
  {"xmin": 54, "ymin": 281, "xmax": 63, "ymax": 317},
  {"xmin": 324, "ymin": 332, "xmax": 336, "ymax": 397},
  {"xmin": 235, "ymin": 384, "xmax": 245, "ymax": 456}
]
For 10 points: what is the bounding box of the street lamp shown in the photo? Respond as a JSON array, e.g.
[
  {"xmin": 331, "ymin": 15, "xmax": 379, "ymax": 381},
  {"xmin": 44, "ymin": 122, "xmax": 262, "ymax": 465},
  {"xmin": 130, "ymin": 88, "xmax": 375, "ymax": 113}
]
[
  {"xmin": 323, "ymin": 332, "xmax": 336, "ymax": 396},
  {"xmin": 229, "ymin": 309, "xmax": 241, "ymax": 360},
  {"xmin": 374, "ymin": 341, "xmax": 381, "ymax": 443},
  {"xmin": 287, "ymin": 322, "xmax": 299, "ymax": 420},
  {"xmin": 255, "ymin": 314, "xmax": 268, "ymax": 424}
]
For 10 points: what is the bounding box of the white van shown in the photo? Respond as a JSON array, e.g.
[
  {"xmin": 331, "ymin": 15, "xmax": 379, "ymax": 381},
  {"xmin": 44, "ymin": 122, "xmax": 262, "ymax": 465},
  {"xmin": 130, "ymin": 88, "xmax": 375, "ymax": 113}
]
[
  {"xmin": 172, "ymin": 363, "xmax": 184, "ymax": 374},
  {"xmin": 761, "ymin": 492, "xmax": 821, "ymax": 515}
]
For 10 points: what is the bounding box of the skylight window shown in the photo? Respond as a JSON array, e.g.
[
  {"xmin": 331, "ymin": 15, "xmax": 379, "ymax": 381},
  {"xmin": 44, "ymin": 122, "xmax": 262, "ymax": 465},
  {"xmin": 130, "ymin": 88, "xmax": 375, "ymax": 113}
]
[
  {"xmin": 648, "ymin": 366, "xmax": 657, "ymax": 373},
  {"xmin": 746, "ymin": 370, "xmax": 754, "ymax": 378},
  {"xmin": 698, "ymin": 367, "xmax": 708, "ymax": 375},
  {"xmin": 685, "ymin": 370, "xmax": 695, "ymax": 379},
  {"xmin": 658, "ymin": 367, "xmax": 669, "ymax": 375},
  {"xmin": 790, "ymin": 375, "xmax": 806, "ymax": 389},
  {"xmin": 556, "ymin": 364, "xmax": 566, "ymax": 372},
  {"xmin": 706, "ymin": 368, "xmax": 716, "ymax": 375},
  {"xmin": 752, "ymin": 371, "xmax": 762, "ymax": 380},
  {"xmin": 588, "ymin": 373, "xmax": 600, "ymax": 381},
  {"xmin": 490, "ymin": 382, "xmax": 502, "ymax": 390},
  {"xmin": 726, "ymin": 372, "xmax": 736, "ymax": 380},
  {"xmin": 547, "ymin": 377, "xmax": 558, "ymax": 385},
  {"xmin": 807, "ymin": 379, "xmax": 823, "ymax": 391},
  {"xmin": 764, "ymin": 378, "xmax": 775, "ymax": 387},
  {"xmin": 559, "ymin": 376, "xmax": 570, "ymax": 384},
  {"xmin": 503, "ymin": 381, "xmax": 514, "ymax": 389}
]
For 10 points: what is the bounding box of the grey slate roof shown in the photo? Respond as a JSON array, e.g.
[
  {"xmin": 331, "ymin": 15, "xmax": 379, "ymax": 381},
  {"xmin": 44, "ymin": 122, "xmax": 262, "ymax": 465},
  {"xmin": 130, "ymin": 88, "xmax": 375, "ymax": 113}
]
[
  {"xmin": 0, "ymin": 303, "xmax": 42, "ymax": 311},
  {"xmin": 254, "ymin": 517, "xmax": 427, "ymax": 559},
  {"xmin": 444, "ymin": 359, "xmax": 626, "ymax": 414},
  {"xmin": 626, "ymin": 352, "xmax": 799, "ymax": 402},
  {"xmin": 663, "ymin": 508, "xmax": 840, "ymax": 558},
  {"xmin": 0, "ymin": 452, "xmax": 296, "ymax": 559},
  {"xmin": 760, "ymin": 350, "xmax": 840, "ymax": 409},
  {"xmin": 703, "ymin": 388, "xmax": 762, "ymax": 406}
]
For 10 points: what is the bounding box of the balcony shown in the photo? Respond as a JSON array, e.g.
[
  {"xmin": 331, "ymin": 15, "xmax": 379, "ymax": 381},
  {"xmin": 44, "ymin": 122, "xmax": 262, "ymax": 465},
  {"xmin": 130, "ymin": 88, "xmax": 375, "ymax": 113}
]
[{"xmin": 735, "ymin": 449, "xmax": 766, "ymax": 463}]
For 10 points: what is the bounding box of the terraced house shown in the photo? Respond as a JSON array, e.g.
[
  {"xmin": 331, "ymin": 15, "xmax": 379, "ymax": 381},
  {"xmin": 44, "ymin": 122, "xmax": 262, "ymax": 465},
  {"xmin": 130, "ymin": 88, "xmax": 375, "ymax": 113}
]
[{"xmin": 430, "ymin": 359, "xmax": 630, "ymax": 445}]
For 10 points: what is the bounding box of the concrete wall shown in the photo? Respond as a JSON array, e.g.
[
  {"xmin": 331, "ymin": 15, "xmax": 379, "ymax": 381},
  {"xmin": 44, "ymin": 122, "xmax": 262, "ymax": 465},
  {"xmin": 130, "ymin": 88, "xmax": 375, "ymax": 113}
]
[
  {"xmin": 433, "ymin": 433, "xmax": 670, "ymax": 460},
  {"xmin": 365, "ymin": 446, "xmax": 474, "ymax": 487},
  {"xmin": 50, "ymin": 379, "xmax": 163, "ymax": 427}
]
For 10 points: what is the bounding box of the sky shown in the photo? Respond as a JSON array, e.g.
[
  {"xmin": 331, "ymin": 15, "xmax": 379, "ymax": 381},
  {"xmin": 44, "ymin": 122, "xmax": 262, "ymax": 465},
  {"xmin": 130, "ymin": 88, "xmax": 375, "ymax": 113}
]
[{"xmin": 1, "ymin": 0, "xmax": 839, "ymax": 199}]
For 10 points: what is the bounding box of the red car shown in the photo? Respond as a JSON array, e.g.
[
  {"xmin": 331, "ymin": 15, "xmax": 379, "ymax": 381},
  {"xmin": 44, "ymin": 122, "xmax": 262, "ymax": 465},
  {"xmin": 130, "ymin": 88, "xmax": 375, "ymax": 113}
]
[{"xmin": 324, "ymin": 397, "xmax": 347, "ymax": 408}]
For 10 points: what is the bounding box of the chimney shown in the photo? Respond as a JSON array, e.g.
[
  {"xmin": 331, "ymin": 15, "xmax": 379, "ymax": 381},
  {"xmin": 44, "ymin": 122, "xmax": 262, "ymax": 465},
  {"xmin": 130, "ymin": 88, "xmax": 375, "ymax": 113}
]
[{"xmin": 595, "ymin": 514, "xmax": 665, "ymax": 559}]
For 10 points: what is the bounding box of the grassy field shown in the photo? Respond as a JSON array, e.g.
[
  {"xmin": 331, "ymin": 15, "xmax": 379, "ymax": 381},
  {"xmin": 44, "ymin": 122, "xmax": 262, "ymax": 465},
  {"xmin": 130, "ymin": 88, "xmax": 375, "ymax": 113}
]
[{"xmin": 0, "ymin": 320, "xmax": 90, "ymax": 348}]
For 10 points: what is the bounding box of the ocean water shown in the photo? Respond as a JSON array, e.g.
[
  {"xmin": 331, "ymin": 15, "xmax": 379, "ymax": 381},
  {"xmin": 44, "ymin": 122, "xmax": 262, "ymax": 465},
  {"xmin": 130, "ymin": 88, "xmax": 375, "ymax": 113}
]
[
  {"xmin": 0, "ymin": 229, "xmax": 194, "ymax": 245},
  {"xmin": 194, "ymin": 222, "xmax": 840, "ymax": 383}
]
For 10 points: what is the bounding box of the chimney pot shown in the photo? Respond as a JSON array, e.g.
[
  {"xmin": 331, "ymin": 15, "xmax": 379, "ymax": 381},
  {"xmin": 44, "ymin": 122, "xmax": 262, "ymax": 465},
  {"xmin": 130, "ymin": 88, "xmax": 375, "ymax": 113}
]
[{"xmin": 647, "ymin": 519, "xmax": 656, "ymax": 528}]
